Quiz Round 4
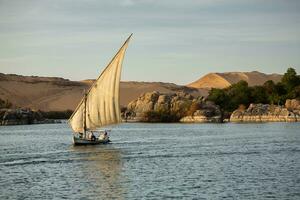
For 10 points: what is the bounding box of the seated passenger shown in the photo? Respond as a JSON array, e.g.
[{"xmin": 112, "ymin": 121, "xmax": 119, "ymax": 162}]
[
  {"xmin": 99, "ymin": 131, "xmax": 109, "ymax": 140},
  {"xmin": 90, "ymin": 132, "xmax": 96, "ymax": 141}
]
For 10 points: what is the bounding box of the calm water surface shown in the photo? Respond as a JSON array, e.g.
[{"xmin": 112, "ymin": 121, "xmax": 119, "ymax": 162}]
[{"xmin": 0, "ymin": 123, "xmax": 299, "ymax": 199}]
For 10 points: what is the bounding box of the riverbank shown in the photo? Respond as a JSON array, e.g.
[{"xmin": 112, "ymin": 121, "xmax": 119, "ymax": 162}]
[
  {"xmin": 0, "ymin": 108, "xmax": 67, "ymax": 125},
  {"xmin": 123, "ymin": 91, "xmax": 300, "ymax": 123},
  {"xmin": 230, "ymin": 99, "xmax": 300, "ymax": 122},
  {"xmin": 1, "ymin": 98, "xmax": 300, "ymax": 126}
]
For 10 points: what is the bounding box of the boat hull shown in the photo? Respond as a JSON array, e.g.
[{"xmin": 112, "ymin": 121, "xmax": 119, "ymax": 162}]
[{"xmin": 73, "ymin": 136, "xmax": 110, "ymax": 145}]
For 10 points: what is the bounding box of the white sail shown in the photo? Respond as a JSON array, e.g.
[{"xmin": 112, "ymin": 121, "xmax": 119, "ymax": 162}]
[{"xmin": 69, "ymin": 34, "xmax": 132, "ymax": 133}]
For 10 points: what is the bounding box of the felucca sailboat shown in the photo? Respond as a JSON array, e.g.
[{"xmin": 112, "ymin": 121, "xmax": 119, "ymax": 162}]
[{"xmin": 69, "ymin": 34, "xmax": 132, "ymax": 145}]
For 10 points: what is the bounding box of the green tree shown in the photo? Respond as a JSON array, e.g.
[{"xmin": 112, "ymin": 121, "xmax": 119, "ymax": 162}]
[
  {"xmin": 227, "ymin": 80, "xmax": 251, "ymax": 110},
  {"xmin": 281, "ymin": 68, "xmax": 300, "ymax": 92},
  {"xmin": 250, "ymin": 86, "xmax": 269, "ymax": 104},
  {"xmin": 263, "ymin": 80, "xmax": 277, "ymax": 104},
  {"xmin": 275, "ymin": 82, "xmax": 287, "ymax": 105},
  {"xmin": 207, "ymin": 88, "xmax": 230, "ymax": 110},
  {"xmin": 263, "ymin": 80, "xmax": 276, "ymax": 94},
  {"xmin": 286, "ymin": 85, "xmax": 300, "ymax": 99}
]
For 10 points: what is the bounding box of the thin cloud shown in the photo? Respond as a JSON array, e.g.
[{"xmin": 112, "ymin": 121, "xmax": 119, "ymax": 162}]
[{"xmin": 0, "ymin": 0, "xmax": 299, "ymax": 84}]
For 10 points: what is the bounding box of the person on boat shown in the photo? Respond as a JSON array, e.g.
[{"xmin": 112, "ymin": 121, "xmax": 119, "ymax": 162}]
[
  {"xmin": 104, "ymin": 131, "xmax": 109, "ymax": 139},
  {"xmin": 90, "ymin": 132, "xmax": 96, "ymax": 141},
  {"xmin": 99, "ymin": 130, "xmax": 108, "ymax": 140}
]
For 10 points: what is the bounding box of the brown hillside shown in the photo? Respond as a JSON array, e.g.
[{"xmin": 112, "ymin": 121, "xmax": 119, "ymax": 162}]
[
  {"xmin": 0, "ymin": 73, "xmax": 205, "ymax": 111},
  {"xmin": 187, "ymin": 71, "xmax": 282, "ymax": 89}
]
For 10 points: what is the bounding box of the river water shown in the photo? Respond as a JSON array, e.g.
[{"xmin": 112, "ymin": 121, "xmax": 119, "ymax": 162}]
[{"xmin": 0, "ymin": 123, "xmax": 299, "ymax": 199}]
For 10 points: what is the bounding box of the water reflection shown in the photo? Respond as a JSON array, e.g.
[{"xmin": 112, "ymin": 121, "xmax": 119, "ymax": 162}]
[{"xmin": 70, "ymin": 145, "xmax": 125, "ymax": 199}]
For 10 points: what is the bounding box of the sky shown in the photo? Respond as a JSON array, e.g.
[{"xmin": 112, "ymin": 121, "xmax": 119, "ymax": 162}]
[{"xmin": 0, "ymin": 0, "xmax": 299, "ymax": 85}]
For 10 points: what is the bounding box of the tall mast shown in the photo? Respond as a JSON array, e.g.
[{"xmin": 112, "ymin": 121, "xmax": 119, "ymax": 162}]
[{"xmin": 83, "ymin": 92, "xmax": 87, "ymax": 135}]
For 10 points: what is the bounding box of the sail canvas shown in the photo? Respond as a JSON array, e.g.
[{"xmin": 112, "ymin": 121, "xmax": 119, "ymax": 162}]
[{"xmin": 69, "ymin": 35, "xmax": 132, "ymax": 133}]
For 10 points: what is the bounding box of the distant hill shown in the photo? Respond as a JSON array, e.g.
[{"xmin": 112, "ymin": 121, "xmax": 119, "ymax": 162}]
[
  {"xmin": 187, "ymin": 71, "xmax": 282, "ymax": 89},
  {"xmin": 0, "ymin": 73, "xmax": 205, "ymax": 111},
  {"xmin": 0, "ymin": 71, "xmax": 283, "ymax": 111}
]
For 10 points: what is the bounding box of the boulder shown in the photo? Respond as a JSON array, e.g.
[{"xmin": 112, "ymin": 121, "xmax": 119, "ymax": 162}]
[
  {"xmin": 285, "ymin": 99, "xmax": 300, "ymax": 111},
  {"xmin": 230, "ymin": 101, "xmax": 300, "ymax": 122},
  {"xmin": 127, "ymin": 91, "xmax": 159, "ymax": 115},
  {"xmin": 180, "ymin": 102, "xmax": 222, "ymax": 123},
  {"xmin": 154, "ymin": 94, "xmax": 171, "ymax": 111}
]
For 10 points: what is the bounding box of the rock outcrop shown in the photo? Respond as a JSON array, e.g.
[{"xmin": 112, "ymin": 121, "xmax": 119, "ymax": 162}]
[
  {"xmin": 180, "ymin": 101, "xmax": 222, "ymax": 123},
  {"xmin": 230, "ymin": 100, "xmax": 300, "ymax": 122},
  {"xmin": 124, "ymin": 91, "xmax": 221, "ymax": 122},
  {"xmin": 285, "ymin": 99, "xmax": 300, "ymax": 111},
  {"xmin": 0, "ymin": 108, "xmax": 55, "ymax": 125}
]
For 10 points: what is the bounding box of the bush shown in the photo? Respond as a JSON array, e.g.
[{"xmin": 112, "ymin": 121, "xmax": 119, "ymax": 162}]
[
  {"xmin": 143, "ymin": 110, "xmax": 180, "ymax": 122},
  {"xmin": 40, "ymin": 110, "xmax": 73, "ymax": 119},
  {"xmin": 0, "ymin": 98, "xmax": 12, "ymax": 109}
]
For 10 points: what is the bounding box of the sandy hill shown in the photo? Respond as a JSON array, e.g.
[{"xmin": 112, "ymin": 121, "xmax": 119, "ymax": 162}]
[
  {"xmin": 187, "ymin": 71, "xmax": 282, "ymax": 89},
  {"xmin": 0, "ymin": 73, "xmax": 205, "ymax": 111}
]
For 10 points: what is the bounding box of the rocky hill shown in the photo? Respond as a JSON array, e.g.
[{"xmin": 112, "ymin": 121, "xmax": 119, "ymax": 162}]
[
  {"xmin": 188, "ymin": 71, "xmax": 282, "ymax": 89},
  {"xmin": 0, "ymin": 73, "xmax": 205, "ymax": 111}
]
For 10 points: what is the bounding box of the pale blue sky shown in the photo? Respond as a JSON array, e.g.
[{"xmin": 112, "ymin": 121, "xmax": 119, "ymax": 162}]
[{"xmin": 0, "ymin": 0, "xmax": 299, "ymax": 84}]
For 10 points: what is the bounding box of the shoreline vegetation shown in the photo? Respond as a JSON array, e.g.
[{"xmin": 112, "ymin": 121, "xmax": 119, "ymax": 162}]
[
  {"xmin": 1, "ymin": 68, "xmax": 299, "ymax": 125},
  {"xmin": 207, "ymin": 68, "xmax": 300, "ymax": 114}
]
